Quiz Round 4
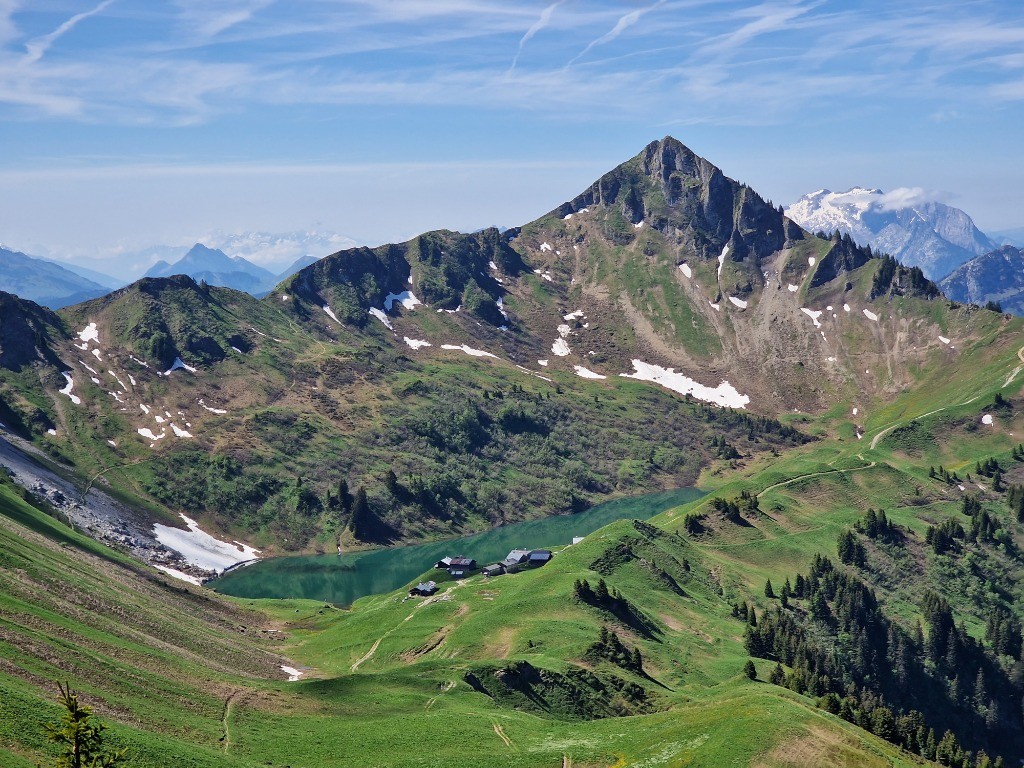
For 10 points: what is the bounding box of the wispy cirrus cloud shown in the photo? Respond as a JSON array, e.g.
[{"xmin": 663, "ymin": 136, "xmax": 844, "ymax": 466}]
[
  {"xmin": 23, "ymin": 0, "xmax": 117, "ymax": 64},
  {"xmin": 566, "ymin": 0, "xmax": 667, "ymax": 67},
  {"xmin": 1, "ymin": 0, "xmax": 1024, "ymax": 127},
  {"xmin": 509, "ymin": 0, "xmax": 567, "ymax": 72}
]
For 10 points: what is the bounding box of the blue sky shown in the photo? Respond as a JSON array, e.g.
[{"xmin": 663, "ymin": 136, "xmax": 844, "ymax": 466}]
[{"xmin": 0, "ymin": 0, "xmax": 1022, "ymax": 274}]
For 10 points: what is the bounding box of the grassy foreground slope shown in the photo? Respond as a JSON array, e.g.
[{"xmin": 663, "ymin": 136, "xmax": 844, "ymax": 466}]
[
  {"xmin": 0, "ymin": 476, "xmax": 313, "ymax": 768},
  {"xmin": 1, "ymin": 467, "xmax": 923, "ymax": 768}
]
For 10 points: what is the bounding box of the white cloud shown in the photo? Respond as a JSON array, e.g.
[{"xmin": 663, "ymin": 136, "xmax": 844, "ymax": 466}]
[
  {"xmin": 510, "ymin": 0, "xmax": 566, "ymax": 71},
  {"xmin": 23, "ymin": 0, "xmax": 117, "ymax": 65},
  {"xmin": 875, "ymin": 186, "xmax": 947, "ymax": 211},
  {"xmin": 0, "ymin": 0, "xmax": 18, "ymax": 47},
  {"xmin": 567, "ymin": 0, "xmax": 666, "ymax": 67}
]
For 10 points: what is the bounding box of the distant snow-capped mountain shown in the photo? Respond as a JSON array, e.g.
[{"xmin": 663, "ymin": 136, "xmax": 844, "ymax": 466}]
[{"xmin": 785, "ymin": 188, "xmax": 996, "ymax": 280}]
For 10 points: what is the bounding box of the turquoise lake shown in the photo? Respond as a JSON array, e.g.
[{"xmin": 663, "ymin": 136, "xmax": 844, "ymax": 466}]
[{"xmin": 211, "ymin": 487, "xmax": 704, "ymax": 605}]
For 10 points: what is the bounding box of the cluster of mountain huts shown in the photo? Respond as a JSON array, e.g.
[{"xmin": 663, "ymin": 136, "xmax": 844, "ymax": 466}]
[{"xmin": 408, "ymin": 548, "xmax": 553, "ymax": 597}]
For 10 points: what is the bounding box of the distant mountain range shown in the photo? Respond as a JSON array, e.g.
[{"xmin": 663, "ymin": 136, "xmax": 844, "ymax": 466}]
[
  {"xmin": 0, "ymin": 246, "xmax": 111, "ymax": 309},
  {"xmin": 0, "ymin": 230, "xmax": 352, "ymax": 307},
  {"xmin": 940, "ymin": 245, "xmax": 1024, "ymax": 314},
  {"xmin": 144, "ymin": 243, "xmax": 280, "ymax": 295},
  {"xmin": 785, "ymin": 188, "xmax": 997, "ymax": 280}
]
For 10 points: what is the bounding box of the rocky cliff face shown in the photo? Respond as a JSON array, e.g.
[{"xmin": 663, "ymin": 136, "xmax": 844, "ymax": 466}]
[
  {"xmin": 0, "ymin": 291, "xmax": 67, "ymax": 372},
  {"xmin": 785, "ymin": 188, "xmax": 996, "ymax": 280},
  {"xmin": 940, "ymin": 245, "xmax": 1024, "ymax": 314}
]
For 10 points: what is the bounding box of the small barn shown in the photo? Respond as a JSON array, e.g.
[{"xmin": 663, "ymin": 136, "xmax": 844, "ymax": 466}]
[
  {"xmin": 528, "ymin": 549, "xmax": 552, "ymax": 566},
  {"xmin": 434, "ymin": 557, "xmax": 454, "ymax": 569},
  {"xmin": 482, "ymin": 563, "xmax": 505, "ymax": 577},
  {"xmin": 410, "ymin": 581, "xmax": 438, "ymax": 596}
]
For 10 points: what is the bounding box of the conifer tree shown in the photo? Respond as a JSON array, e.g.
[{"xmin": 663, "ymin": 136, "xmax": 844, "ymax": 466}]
[{"xmin": 43, "ymin": 682, "xmax": 126, "ymax": 767}]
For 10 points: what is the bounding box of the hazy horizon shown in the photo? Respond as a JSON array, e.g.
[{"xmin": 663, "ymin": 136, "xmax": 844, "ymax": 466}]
[{"xmin": 1, "ymin": 1, "xmax": 1022, "ymax": 277}]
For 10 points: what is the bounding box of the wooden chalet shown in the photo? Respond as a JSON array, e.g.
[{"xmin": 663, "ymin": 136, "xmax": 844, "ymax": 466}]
[{"xmin": 410, "ymin": 581, "xmax": 438, "ymax": 596}]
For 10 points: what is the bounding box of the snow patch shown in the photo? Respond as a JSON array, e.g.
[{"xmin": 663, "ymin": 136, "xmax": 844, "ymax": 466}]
[
  {"xmin": 808, "ymin": 256, "xmax": 816, "ymax": 266},
  {"xmin": 621, "ymin": 360, "xmax": 750, "ymax": 409},
  {"xmin": 323, "ymin": 305, "xmax": 341, "ymax": 324},
  {"xmin": 137, "ymin": 427, "xmax": 165, "ymax": 441},
  {"xmin": 863, "ymin": 308, "xmax": 879, "ymax": 322},
  {"xmin": 440, "ymin": 344, "xmax": 498, "ymax": 359},
  {"xmin": 633, "ymin": 221, "xmax": 644, "ymax": 229},
  {"xmin": 281, "ymin": 665, "xmax": 302, "ymax": 682},
  {"xmin": 59, "ymin": 373, "xmax": 81, "ymax": 405},
  {"xmin": 800, "ymin": 308, "xmax": 823, "ymax": 328},
  {"xmin": 403, "ymin": 337, "xmax": 432, "ymax": 350},
  {"xmin": 679, "ymin": 263, "xmax": 692, "ymax": 278},
  {"xmin": 939, "ymin": 335, "xmax": 950, "ymax": 344},
  {"xmin": 843, "ymin": 304, "xmax": 850, "ymax": 312},
  {"xmin": 165, "ymin": 357, "xmax": 197, "ymax": 375},
  {"xmin": 47, "ymin": 428, "xmax": 57, "ymax": 436},
  {"xmin": 153, "ymin": 513, "xmax": 260, "ymax": 573},
  {"xmin": 557, "ymin": 323, "xmax": 571, "ymax": 338},
  {"xmin": 728, "ymin": 296, "xmax": 748, "ymax": 308},
  {"xmin": 538, "ymin": 359, "xmax": 548, "ymax": 367},
  {"xmin": 155, "ymin": 565, "xmax": 202, "ymax": 585},
  {"xmin": 787, "ymin": 283, "xmax": 798, "ymax": 292},
  {"xmin": 281, "ymin": 294, "xmax": 289, "ymax": 301},
  {"xmin": 77, "ymin": 322, "xmax": 99, "ymax": 344},
  {"xmin": 709, "ymin": 301, "xmax": 720, "ymax": 311},
  {"xmin": 107, "ymin": 439, "xmax": 116, "ymax": 447},
  {"xmin": 540, "ymin": 242, "xmax": 552, "ymax": 252},
  {"xmin": 198, "ymin": 399, "xmax": 228, "ymax": 415},
  {"xmin": 91, "ymin": 349, "xmax": 102, "ymax": 361},
  {"xmin": 171, "ymin": 423, "xmax": 193, "ymax": 438},
  {"xmin": 717, "ymin": 244, "xmax": 730, "ymax": 278},
  {"xmin": 982, "ymin": 414, "xmax": 994, "ymax": 425},
  {"xmin": 80, "ymin": 361, "xmax": 98, "ymax": 375},
  {"xmin": 852, "ymin": 407, "xmax": 858, "ymax": 416},
  {"xmin": 563, "ymin": 213, "xmax": 573, "ymax": 220},
  {"xmin": 130, "ymin": 355, "xmax": 150, "ymax": 368},
  {"xmin": 574, "ymin": 366, "xmax": 606, "ymax": 380},
  {"xmin": 231, "ymin": 346, "xmax": 243, "ymax": 354},
  {"xmin": 90, "ymin": 377, "xmax": 100, "ymax": 384},
  {"xmin": 368, "ymin": 307, "xmax": 394, "ymax": 330},
  {"xmin": 128, "ymin": 374, "xmax": 136, "ymax": 386},
  {"xmin": 563, "ymin": 309, "xmax": 585, "ymax": 321},
  {"xmin": 383, "ymin": 291, "xmax": 421, "ymax": 311},
  {"xmin": 154, "ymin": 416, "xmax": 165, "ymax": 424},
  {"xmin": 551, "ymin": 338, "xmax": 571, "ymax": 357}
]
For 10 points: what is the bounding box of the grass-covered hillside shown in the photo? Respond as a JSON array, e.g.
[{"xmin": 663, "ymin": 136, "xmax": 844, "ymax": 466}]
[{"xmin": 5, "ymin": 315, "xmax": 1024, "ymax": 765}]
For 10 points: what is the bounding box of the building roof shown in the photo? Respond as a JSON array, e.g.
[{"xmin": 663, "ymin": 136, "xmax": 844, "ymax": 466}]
[
  {"xmin": 413, "ymin": 580, "xmax": 437, "ymax": 593},
  {"xmin": 506, "ymin": 549, "xmax": 531, "ymax": 563},
  {"xmin": 528, "ymin": 549, "xmax": 552, "ymax": 561},
  {"xmin": 449, "ymin": 556, "xmax": 476, "ymax": 567}
]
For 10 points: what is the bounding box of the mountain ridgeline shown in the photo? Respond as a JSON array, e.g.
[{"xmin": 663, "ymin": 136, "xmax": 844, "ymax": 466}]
[{"xmin": 0, "ymin": 136, "xmax": 1013, "ymax": 555}]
